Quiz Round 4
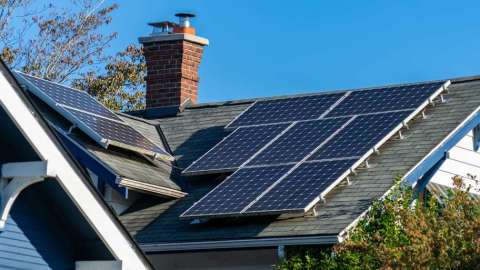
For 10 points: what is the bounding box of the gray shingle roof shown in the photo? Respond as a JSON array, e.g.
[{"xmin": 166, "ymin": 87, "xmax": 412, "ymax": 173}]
[{"xmin": 120, "ymin": 76, "xmax": 480, "ymax": 247}]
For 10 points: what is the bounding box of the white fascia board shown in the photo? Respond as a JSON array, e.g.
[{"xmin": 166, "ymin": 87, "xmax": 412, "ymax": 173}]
[{"xmin": 0, "ymin": 68, "xmax": 150, "ymax": 270}]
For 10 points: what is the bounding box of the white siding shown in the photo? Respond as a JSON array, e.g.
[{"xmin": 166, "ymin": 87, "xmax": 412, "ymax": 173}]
[{"xmin": 429, "ymin": 131, "xmax": 480, "ymax": 195}]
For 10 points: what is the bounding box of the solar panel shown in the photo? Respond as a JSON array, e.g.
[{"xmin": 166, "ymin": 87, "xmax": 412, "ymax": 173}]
[
  {"xmin": 326, "ymin": 82, "xmax": 444, "ymax": 117},
  {"xmin": 16, "ymin": 72, "xmax": 121, "ymax": 120},
  {"xmin": 247, "ymin": 117, "xmax": 352, "ymax": 166},
  {"xmin": 181, "ymin": 80, "xmax": 450, "ymax": 218},
  {"xmin": 64, "ymin": 108, "xmax": 171, "ymax": 159},
  {"xmin": 182, "ymin": 164, "xmax": 293, "ymax": 217},
  {"xmin": 15, "ymin": 71, "xmax": 172, "ymax": 160},
  {"xmin": 244, "ymin": 159, "xmax": 356, "ymax": 213},
  {"xmin": 226, "ymin": 93, "xmax": 345, "ymax": 129},
  {"xmin": 309, "ymin": 110, "xmax": 413, "ymax": 160},
  {"xmin": 183, "ymin": 123, "xmax": 290, "ymax": 175}
]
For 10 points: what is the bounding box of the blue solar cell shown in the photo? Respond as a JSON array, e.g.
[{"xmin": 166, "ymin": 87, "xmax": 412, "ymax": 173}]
[
  {"xmin": 17, "ymin": 72, "xmax": 121, "ymax": 120},
  {"xmin": 327, "ymin": 82, "xmax": 444, "ymax": 117},
  {"xmin": 182, "ymin": 164, "xmax": 293, "ymax": 217},
  {"xmin": 65, "ymin": 108, "xmax": 171, "ymax": 158},
  {"xmin": 247, "ymin": 117, "xmax": 352, "ymax": 166},
  {"xmin": 183, "ymin": 123, "xmax": 290, "ymax": 175},
  {"xmin": 245, "ymin": 159, "xmax": 356, "ymax": 213},
  {"xmin": 309, "ymin": 110, "xmax": 413, "ymax": 161},
  {"xmin": 227, "ymin": 93, "xmax": 344, "ymax": 128}
]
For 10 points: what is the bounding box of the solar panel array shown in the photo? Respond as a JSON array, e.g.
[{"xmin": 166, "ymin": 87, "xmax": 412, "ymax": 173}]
[
  {"xmin": 182, "ymin": 81, "xmax": 449, "ymax": 218},
  {"xmin": 15, "ymin": 72, "xmax": 172, "ymax": 160}
]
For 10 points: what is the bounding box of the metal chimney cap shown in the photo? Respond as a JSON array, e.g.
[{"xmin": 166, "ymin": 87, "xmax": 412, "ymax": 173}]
[
  {"xmin": 174, "ymin": 12, "xmax": 196, "ymax": 28},
  {"xmin": 175, "ymin": 13, "xmax": 196, "ymax": 18},
  {"xmin": 148, "ymin": 21, "xmax": 177, "ymax": 35}
]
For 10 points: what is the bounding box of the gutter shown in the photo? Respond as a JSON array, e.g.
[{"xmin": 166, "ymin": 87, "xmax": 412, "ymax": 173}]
[
  {"xmin": 140, "ymin": 235, "xmax": 339, "ymax": 253},
  {"xmin": 119, "ymin": 177, "xmax": 187, "ymax": 199}
]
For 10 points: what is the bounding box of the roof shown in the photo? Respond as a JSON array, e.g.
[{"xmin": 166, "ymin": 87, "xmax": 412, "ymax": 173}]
[{"xmin": 119, "ymin": 76, "xmax": 480, "ymax": 249}]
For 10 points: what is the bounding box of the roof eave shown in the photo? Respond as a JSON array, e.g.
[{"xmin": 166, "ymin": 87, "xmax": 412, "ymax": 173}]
[{"xmin": 140, "ymin": 234, "xmax": 340, "ymax": 253}]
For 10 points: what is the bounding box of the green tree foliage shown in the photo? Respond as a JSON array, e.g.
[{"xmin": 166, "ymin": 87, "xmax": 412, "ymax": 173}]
[
  {"xmin": 277, "ymin": 177, "xmax": 480, "ymax": 270},
  {"xmin": 73, "ymin": 44, "xmax": 145, "ymax": 111},
  {"xmin": 0, "ymin": 0, "xmax": 145, "ymax": 111}
]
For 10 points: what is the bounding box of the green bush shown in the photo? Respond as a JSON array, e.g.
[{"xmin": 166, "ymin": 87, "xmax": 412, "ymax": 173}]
[{"xmin": 277, "ymin": 177, "xmax": 480, "ymax": 270}]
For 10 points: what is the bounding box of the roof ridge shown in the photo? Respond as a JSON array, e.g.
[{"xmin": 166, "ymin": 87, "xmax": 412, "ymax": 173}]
[{"xmin": 185, "ymin": 76, "xmax": 473, "ymax": 110}]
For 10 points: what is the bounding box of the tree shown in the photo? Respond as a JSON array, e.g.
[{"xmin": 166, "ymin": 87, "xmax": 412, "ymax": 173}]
[
  {"xmin": 0, "ymin": 0, "xmax": 145, "ymax": 111},
  {"xmin": 73, "ymin": 44, "xmax": 146, "ymax": 111},
  {"xmin": 277, "ymin": 177, "xmax": 480, "ymax": 270}
]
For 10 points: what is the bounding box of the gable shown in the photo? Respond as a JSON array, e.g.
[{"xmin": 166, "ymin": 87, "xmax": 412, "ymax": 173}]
[{"xmin": 0, "ymin": 62, "xmax": 151, "ymax": 269}]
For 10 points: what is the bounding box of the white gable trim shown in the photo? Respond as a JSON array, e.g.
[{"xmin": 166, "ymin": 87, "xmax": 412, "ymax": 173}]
[{"xmin": 0, "ymin": 67, "xmax": 150, "ymax": 270}]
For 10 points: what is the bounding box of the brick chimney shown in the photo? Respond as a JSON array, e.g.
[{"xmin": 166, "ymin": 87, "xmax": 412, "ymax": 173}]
[{"xmin": 139, "ymin": 13, "xmax": 209, "ymax": 109}]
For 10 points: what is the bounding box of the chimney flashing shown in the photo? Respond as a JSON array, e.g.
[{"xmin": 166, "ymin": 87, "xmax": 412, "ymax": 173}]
[{"xmin": 139, "ymin": 33, "xmax": 209, "ymax": 46}]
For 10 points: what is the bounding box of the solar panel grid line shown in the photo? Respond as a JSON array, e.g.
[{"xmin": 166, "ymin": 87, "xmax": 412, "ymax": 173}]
[
  {"xmin": 302, "ymin": 156, "xmax": 362, "ymax": 164},
  {"xmin": 322, "ymin": 108, "xmax": 417, "ymax": 121},
  {"xmin": 224, "ymin": 100, "xmax": 259, "ymax": 130},
  {"xmin": 239, "ymin": 116, "xmax": 357, "ymax": 214},
  {"xmin": 243, "ymin": 161, "xmax": 298, "ymax": 169},
  {"xmin": 182, "ymin": 123, "xmax": 291, "ymax": 175},
  {"xmin": 58, "ymin": 104, "xmax": 127, "ymax": 124},
  {"xmin": 318, "ymin": 91, "xmax": 352, "ymax": 119}
]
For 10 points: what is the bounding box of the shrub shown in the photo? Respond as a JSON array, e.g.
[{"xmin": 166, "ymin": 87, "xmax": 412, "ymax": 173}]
[{"xmin": 277, "ymin": 177, "xmax": 480, "ymax": 270}]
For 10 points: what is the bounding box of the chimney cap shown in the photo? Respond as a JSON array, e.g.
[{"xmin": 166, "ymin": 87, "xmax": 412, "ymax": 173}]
[
  {"xmin": 148, "ymin": 21, "xmax": 177, "ymax": 28},
  {"xmin": 148, "ymin": 21, "xmax": 177, "ymax": 35},
  {"xmin": 175, "ymin": 12, "xmax": 195, "ymax": 18}
]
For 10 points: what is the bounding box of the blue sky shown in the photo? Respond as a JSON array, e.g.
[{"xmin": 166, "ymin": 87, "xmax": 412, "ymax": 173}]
[{"xmin": 101, "ymin": 0, "xmax": 480, "ymax": 103}]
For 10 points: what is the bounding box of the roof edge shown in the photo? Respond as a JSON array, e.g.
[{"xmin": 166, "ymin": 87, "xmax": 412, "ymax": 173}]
[{"xmin": 140, "ymin": 234, "xmax": 340, "ymax": 252}]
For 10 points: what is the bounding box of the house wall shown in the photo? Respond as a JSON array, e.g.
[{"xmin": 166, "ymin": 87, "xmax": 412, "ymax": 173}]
[
  {"xmin": 0, "ymin": 185, "xmax": 76, "ymax": 269},
  {"xmin": 0, "ymin": 180, "xmax": 114, "ymax": 270},
  {"xmin": 429, "ymin": 131, "xmax": 480, "ymax": 194},
  {"xmin": 147, "ymin": 248, "xmax": 278, "ymax": 270}
]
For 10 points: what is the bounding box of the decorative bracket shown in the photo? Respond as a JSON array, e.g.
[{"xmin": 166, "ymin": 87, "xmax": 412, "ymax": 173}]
[{"xmin": 0, "ymin": 161, "xmax": 55, "ymax": 230}]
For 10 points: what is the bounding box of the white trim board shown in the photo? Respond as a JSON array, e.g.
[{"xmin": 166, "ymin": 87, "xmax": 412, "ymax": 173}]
[{"xmin": 0, "ymin": 67, "xmax": 151, "ymax": 270}]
